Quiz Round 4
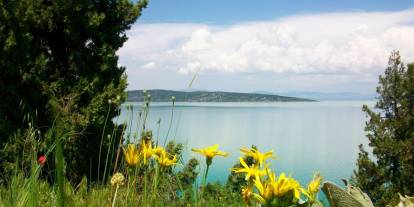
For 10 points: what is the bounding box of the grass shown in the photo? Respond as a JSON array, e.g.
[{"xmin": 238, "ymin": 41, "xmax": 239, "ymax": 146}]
[
  {"xmin": 0, "ymin": 172, "xmax": 243, "ymax": 206},
  {"xmin": 0, "ymin": 96, "xmax": 327, "ymax": 207}
]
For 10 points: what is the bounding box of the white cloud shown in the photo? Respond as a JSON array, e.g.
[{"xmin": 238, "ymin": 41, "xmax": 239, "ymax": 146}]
[
  {"xmin": 141, "ymin": 61, "xmax": 156, "ymax": 70},
  {"xmin": 118, "ymin": 9, "xmax": 414, "ymax": 91}
]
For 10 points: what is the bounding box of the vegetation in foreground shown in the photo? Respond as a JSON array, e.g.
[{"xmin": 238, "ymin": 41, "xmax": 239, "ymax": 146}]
[
  {"xmin": 0, "ymin": 90, "xmax": 413, "ymax": 207},
  {"xmin": 0, "ymin": 95, "xmax": 326, "ymax": 206},
  {"xmin": 0, "ymin": 0, "xmax": 413, "ymax": 206}
]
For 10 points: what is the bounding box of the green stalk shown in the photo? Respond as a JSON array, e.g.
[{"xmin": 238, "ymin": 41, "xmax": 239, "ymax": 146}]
[
  {"xmin": 55, "ymin": 135, "xmax": 65, "ymax": 207},
  {"xmin": 155, "ymin": 118, "xmax": 161, "ymax": 146},
  {"xmin": 200, "ymin": 158, "xmax": 212, "ymax": 205},
  {"xmin": 163, "ymin": 100, "xmax": 175, "ymax": 147},
  {"xmin": 144, "ymin": 171, "xmax": 148, "ymax": 206},
  {"xmin": 111, "ymin": 185, "xmax": 120, "ymax": 207},
  {"xmin": 203, "ymin": 164, "xmax": 210, "ymax": 187},
  {"xmin": 203, "ymin": 157, "xmax": 212, "ymax": 187},
  {"xmin": 113, "ymin": 110, "xmax": 130, "ymax": 174},
  {"xmin": 104, "ymin": 108, "xmax": 121, "ymax": 184},
  {"xmin": 125, "ymin": 167, "xmax": 135, "ymax": 206},
  {"xmin": 102, "ymin": 132, "xmax": 115, "ymax": 184},
  {"xmin": 98, "ymin": 104, "xmax": 111, "ymax": 183},
  {"xmin": 135, "ymin": 109, "xmax": 143, "ymax": 142},
  {"xmin": 28, "ymin": 130, "xmax": 38, "ymax": 207},
  {"xmin": 142, "ymin": 101, "xmax": 150, "ymax": 132},
  {"xmin": 128, "ymin": 105, "xmax": 134, "ymax": 140},
  {"xmin": 193, "ymin": 182, "xmax": 199, "ymax": 204},
  {"xmin": 151, "ymin": 166, "xmax": 160, "ymax": 203}
]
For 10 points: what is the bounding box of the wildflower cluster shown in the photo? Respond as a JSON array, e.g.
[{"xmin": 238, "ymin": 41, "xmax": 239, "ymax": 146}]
[
  {"xmin": 110, "ymin": 172, "xmax": 125, "ymax": 187},
  {"xmin": 233, "ymin": 146, "xmax": 323, "ymax": 207},
  {"xmin": 122, "ymin": 134, "xmax": 178, "ymax": 169}
]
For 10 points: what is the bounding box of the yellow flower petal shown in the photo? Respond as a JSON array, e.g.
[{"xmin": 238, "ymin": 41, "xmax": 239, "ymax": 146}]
[
  {"xmin": 192, "ymin": 144, "xmax": 229, "ymax": 160},
  {"xmin": 239, "ymin": 146, "xmax": 275, "ymax": 166},
  {"xmin": 122, "ymin": 144, "xmax": 139, "ymax": 166}
]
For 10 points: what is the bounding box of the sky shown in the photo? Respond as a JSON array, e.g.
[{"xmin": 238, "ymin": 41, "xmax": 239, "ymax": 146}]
[{"xmin": 118, "ymin": 0, "xmax": 414, "ymax": 94}]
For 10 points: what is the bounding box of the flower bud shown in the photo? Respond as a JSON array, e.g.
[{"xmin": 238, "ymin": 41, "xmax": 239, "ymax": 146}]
[{"xmin": 38, "ymin": 155, "xmax": 46, "ymax": 165}]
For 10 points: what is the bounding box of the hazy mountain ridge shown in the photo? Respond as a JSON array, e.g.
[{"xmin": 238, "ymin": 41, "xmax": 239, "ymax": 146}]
[
  {"xmin": 253, "ymin": 91, "xmax": 376, "ymax": 100},
  {"xmin": 127, "ymin": 89, "xmax": 316, "ymax": 102}
]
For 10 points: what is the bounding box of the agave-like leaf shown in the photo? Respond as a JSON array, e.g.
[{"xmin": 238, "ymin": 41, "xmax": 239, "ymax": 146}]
[
  {"xmin": 298, "ymin": 203, "xmax": 323, "ymax": 207},
  {"xmin": 347, "ymin": 184, "xmax": 374, "ymax": 206},
  {"xmin": 322, "ymin": 181, "xmax": 374, "ymax": 207},
  {"xmin": 395, "ymin": 194, "xmax": 414, "ymax": 207}
]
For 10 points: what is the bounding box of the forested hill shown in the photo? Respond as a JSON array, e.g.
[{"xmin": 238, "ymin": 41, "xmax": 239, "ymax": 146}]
[{"xmin": 127, "ymin": 90, "xmax": 316, "ymax": 102}]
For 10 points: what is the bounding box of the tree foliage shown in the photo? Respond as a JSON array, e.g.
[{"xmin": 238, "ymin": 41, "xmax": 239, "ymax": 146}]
[
  {"xmin": 0, "ymin": 0, "xmax": 147, "ymax": 183},
  {"xmin": 353, "ymin": 51, "xmax": 414, "ymax": 206}
]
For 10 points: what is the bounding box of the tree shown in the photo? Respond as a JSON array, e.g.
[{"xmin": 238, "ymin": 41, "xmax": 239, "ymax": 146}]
[
  {"xmin": 353, "ymin": 51, "xmax": 414, "ymax": 206},
  {"xmin": 0, "ymin": 0, "xmax": 147, "ymax": 183}
]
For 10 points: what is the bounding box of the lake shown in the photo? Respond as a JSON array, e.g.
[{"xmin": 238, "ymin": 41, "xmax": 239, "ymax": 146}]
[{"xmin": 116, "ymin": 101, "xmax": 374, "ymax": 188}]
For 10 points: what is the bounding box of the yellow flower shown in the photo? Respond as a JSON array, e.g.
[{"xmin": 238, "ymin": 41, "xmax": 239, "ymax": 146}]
[
  {"xmin": 153, "ymin": 146, "xmax": 164, "ymax": 157},
  {"xmin": 154, "ymin": 148, "xmax": 178, "ymax": 167},
  {"xmin": 240, "ymin": 147, "xmax": 275, "ymax": 166},
  {"xmin": 122, "ymin": 144, "xmax": 139, "ymax": 166},
  {"xmin": 110, "ymin": 172, "xmax": 125, "ymax": 186},
  {"xmin": 241, "ymin": 186, "xmax": 253, "ymax": 203},
  {"xmin": 254, "ymin": 176, "xmax": 273, "ymax": 201},
  {"xmin": 271, "ymin": 172, "xmax": 303, "ymax": 200},
  {"xmin": 192, "ymin": 144, "xmax": 229, "ymax": 165},
  {"xmin": 307, "ymin": 173, "xmax": 322, "ymax": 194},
  {"xmin": 141, "ymin": 139, "xmax": 154, "ymax": 165},
  {"xmin": 241, "ymin": 185, "xmax": 265, "ymax": 204},
  {"xmin": 306, "ymin": 173, "xmax": 323, "ymax": 202},
  {"xmin": 233, "ymin": 157, "xmax": 266, "ymax": 181},
  {"xmin": 192, "ymin": 144, "xmax": 229, "ymax": 159}
]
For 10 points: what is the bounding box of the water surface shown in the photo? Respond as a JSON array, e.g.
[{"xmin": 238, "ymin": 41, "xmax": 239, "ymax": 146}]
[{"xmin": 117, "ymin": 101, "xmax": 374, "ymax": 187}]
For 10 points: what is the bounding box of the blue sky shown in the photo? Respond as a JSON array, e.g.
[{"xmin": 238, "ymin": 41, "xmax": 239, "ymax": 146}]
[
  {"xmin": 119, "ymin": 0, "xmax": 414, "ymax": 94},
  {"xmin": 139, "ymin": 0, "xmax": 414, "ymax": 24}
]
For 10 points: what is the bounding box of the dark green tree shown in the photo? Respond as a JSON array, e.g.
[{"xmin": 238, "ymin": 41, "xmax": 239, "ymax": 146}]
[
  {"xmin": 0, "ymin": 0, "xmax": 147, "ymax": 183},
  {"xmin": 353, "ymin": 51, "xmax": 414, "ymax": 206}
]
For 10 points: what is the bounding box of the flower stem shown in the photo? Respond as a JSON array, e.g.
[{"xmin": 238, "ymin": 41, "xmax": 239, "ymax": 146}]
[
  {"xmin": 98, "ymin": 104, "xmax": 111, "ymax": 183},
  {"xmin": 144, "ymin": 171, "xmax": 148, "ymax": 206},
  {"xmin": 203, "ymin": 163, "xmax": 210, "ymax": 187},
  {"xmin": 111, "ymin": 185, "xmax": 119, "ymax": 207},
  {"xmin": 151, "ymin": 166, "xmax": 160, "ymax": 203}
]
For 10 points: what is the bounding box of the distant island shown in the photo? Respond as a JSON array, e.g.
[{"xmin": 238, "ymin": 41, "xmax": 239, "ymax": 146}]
[{"xmin": 127, "ymin": 89, "xmax": 316, "ymax": 102}]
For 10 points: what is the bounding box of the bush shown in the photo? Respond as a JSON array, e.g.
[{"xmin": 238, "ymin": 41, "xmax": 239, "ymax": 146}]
[{"xmin": 0, "ymin": 0, "xmax": 147, "ymax": 184}]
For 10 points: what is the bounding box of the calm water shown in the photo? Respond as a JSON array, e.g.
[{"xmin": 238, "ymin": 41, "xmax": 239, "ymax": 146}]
[{"xmin": 116, "ymin": 101, "xmax": 374, "ymax": 187}]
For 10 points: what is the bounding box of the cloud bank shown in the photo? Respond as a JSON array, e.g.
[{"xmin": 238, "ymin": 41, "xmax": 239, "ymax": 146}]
[{"xmin": 118, "ymin": 9, "xmax": 414, "ymax": 92}]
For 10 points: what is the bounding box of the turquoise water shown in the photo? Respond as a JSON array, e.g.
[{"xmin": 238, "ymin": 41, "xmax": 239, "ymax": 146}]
[{"xmin": 117, "ymin": 101, "xmax": 374, "ymax": 187}]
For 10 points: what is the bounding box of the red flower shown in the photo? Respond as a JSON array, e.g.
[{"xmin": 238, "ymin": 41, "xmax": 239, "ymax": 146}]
[{"xmin": 38, "ymin": 155, "xmax": 46, "ymax": 165}]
